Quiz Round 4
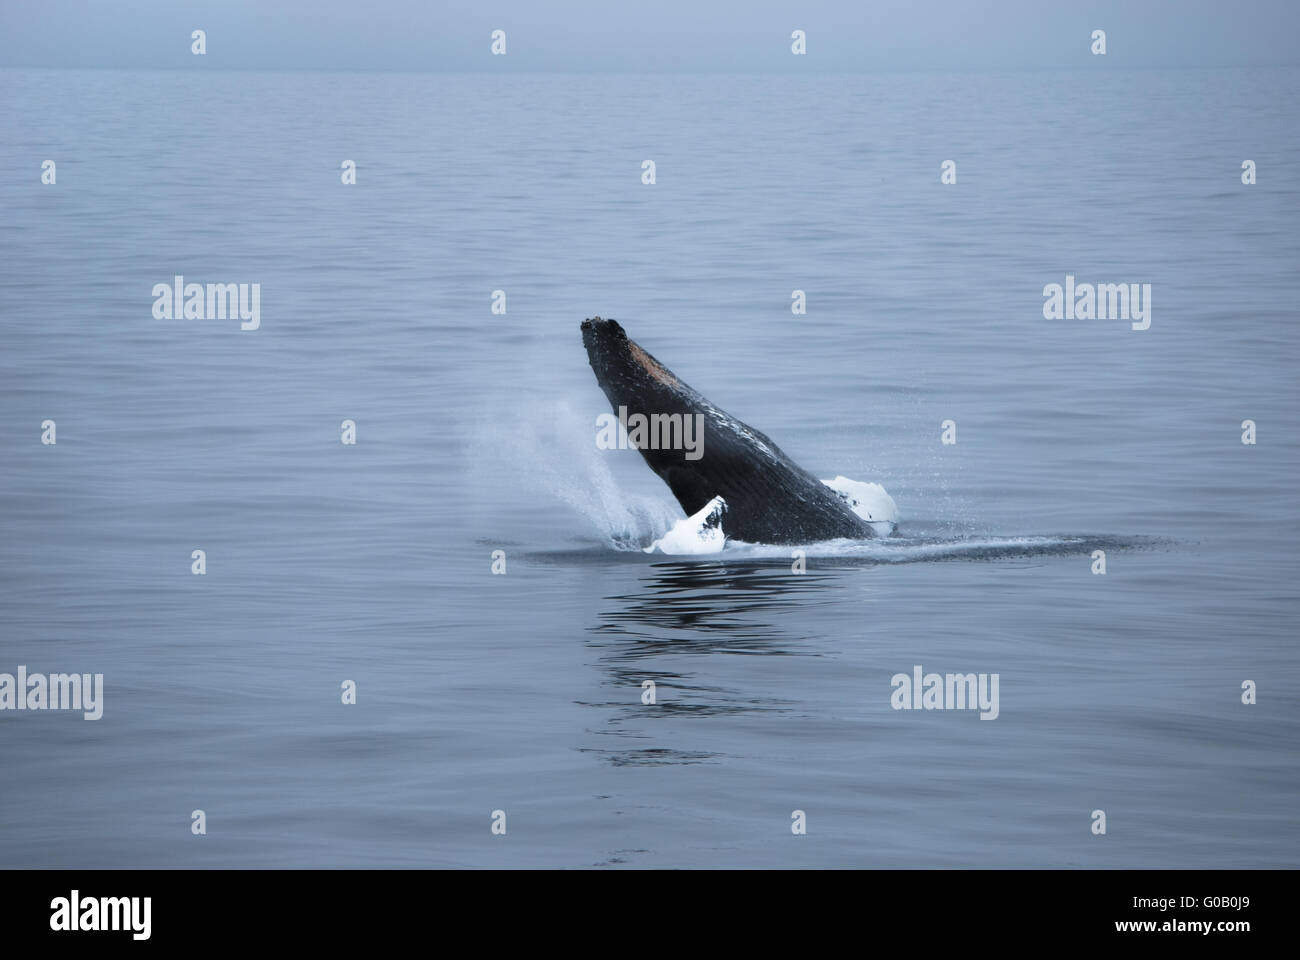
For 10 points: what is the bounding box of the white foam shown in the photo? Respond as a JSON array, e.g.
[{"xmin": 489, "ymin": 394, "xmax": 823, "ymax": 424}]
[
  {"xmin": 720, "ymin": 535, "xmax": 1076, "ymax": 561},
  {"xmin": 644, "ymin": 496, "xmax": 727, "ymax": 555},
  {"xmin": 821, "ymin": 475, "xmax": 899, "ymax": 537}
]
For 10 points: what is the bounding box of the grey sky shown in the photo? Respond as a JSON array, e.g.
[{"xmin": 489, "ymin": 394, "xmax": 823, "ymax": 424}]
[{"xmin": 1, "ymin": 0, "xmax": 1296, "ymax": 71}]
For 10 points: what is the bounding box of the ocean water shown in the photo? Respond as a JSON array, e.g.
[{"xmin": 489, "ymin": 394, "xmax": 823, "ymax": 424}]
[{"xmin": 1, "ymin": 67, "xmax": 1297, "ymax": 868}]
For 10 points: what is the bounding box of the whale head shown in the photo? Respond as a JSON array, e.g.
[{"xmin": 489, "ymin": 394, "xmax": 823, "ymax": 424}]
[
  {"xmin": 579, "ymin": 316, "xmax": 883, "ymax": 544},
  {"xmin": 581, "ymin": 316, "xmax": 684, "ymax": 403}
]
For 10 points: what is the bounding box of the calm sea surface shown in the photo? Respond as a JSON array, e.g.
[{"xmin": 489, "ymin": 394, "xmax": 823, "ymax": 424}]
[{"xmin": 1, "ymin": 68, "xmax": 1297, "ymax": 867}]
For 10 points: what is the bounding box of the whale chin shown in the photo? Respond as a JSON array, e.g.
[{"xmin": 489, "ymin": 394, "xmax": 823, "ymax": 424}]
[{"xmin": 582, "ymin": 317, "xmax": 885, "ymax": 545}]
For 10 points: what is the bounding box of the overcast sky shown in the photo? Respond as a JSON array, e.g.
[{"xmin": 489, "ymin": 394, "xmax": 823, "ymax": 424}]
[{"xmin": 1, "ymin": 0, "xmax": 1295, "ymax": 72}]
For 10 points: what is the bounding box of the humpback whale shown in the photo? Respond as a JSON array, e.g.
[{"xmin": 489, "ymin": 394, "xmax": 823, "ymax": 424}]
[{"xmin": 582, "ymin": 317, "xmax": 890, "ymax": 545}]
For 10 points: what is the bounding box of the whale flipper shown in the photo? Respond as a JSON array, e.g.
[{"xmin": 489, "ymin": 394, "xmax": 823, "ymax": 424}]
[{"xmin": 581, "ymin": 317, "xmax": 882, "ymax": 544}]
